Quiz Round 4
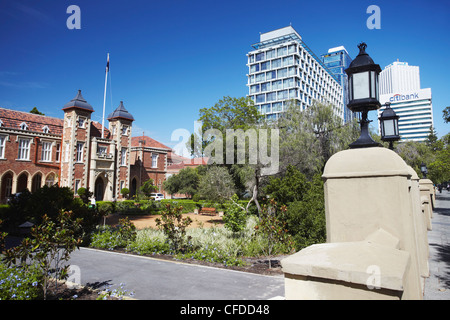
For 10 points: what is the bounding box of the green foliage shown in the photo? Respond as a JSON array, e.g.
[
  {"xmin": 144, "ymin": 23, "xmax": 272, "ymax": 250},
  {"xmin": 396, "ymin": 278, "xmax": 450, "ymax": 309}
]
[
  {"xmin": 0, "ymin": 263, "xmax": 42, "ymax": 300},
  {"xmin": 177, "ymin": 246, "xmax": 245, "ymax": 267},
  {"xmin": 396, "ymin": 133, "xmax": 450, "ymax": 184},
  {"xmin": 223, "ymin": 194, "xmax": 247, "ymax": 233},
  {"xmin": 126, "ymin": 228, "xmax": 170, "ymax": 255},
  {"xmin": 4, "ymin": 184, "xmax": 101, "ymax": 238},
  {"xmin": 140, "ymin": 179, "xmax": 157, "ymax": 197},
  {"xmin": 197, "ymin": 97, "xmax": 262, "ymax": 159},
  {"xmin": 264, "ymin": 165, "xmax": 309, "ymax": 204},
  {"xmin": 163, "ymin": 167, "xmax": 200, "ymax": 198},
  {"xmin": 90, "ymin": 217, "xmax": 136, "ymax": 250},
  {"xmin": 4, "ymin": 211, "xmax": 83, "ymax": 299},
  {"xmin": 96, "ymin": 201, "xmax": 115, "ymax": 215},
  {"xmin": 285, "ymin": 174, "xmax": 326, "ymax": 250},
  {"xmin": 77, "ymin": 187, "xmax": 93, "ymax": 204},
  {"xmin": 264, "ymin": 167, "xmax": 326, "ymax": 250},
  {"xmin": 120, "ymin": 188, "xmax": 130, "ymax": 198},
  {"xmin": 255, "ymin": 200, "xmax": 295, "ymax": 266},
  {"xmin": 443, "ymin": 106, "xmax": 450, "ymax": 123},
  {"xmin": 198, "ymin": 166, "xmax": 236, "ymax": 203},
  {"xmin": 29, "ymin": 107, "xmax": 44, "ymax": 115},
  {"xmin": 277, "ymin": 100, "xmax": 359, "ymax": 178},
  {"xmin": 155, "ymin": 203, "xmax": 193, "ymax": 253}
]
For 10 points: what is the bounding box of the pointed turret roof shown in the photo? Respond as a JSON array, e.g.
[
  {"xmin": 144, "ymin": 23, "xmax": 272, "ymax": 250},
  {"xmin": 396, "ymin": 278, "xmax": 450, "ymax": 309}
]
[
  {"xmin": 62, "ymin": 90, "xmax": 94, "ymax": 112},
  {"xmin": 107, "ymin": 101, "xmax": 134, "ymax": 121}
]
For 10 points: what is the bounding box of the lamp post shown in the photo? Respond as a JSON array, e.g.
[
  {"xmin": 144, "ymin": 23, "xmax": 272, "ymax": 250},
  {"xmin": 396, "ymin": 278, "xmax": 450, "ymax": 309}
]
[
  {"xmin": 420, "ymin": 162, "xmax": 428, "ymax": 179},
  {"xmin": 345, "ymin": 42, "xmax": 381, "ymax": 148},
  {"xmin": 379, "ymin": 102, "xmax": 400, "ymax": 150}
]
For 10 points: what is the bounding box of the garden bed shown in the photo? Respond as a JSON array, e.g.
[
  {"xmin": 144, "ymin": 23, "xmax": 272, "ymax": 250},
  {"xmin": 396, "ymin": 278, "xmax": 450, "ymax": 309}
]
[{"xmin": 104, "ymin": 212, "xmax": 224, "ymax": 230}]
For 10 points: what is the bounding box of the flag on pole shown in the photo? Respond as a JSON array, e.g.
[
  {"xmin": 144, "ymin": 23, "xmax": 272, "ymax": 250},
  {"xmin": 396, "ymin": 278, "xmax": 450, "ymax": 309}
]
[{"xmin": 102, "ymin": 53, "xmax": 109, "ymax": 139}]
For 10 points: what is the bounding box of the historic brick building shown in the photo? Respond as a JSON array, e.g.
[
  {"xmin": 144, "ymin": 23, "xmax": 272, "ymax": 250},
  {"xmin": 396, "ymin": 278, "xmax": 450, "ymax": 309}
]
[
  {"xmin": 0, "ymin": 90, "xmax": 169, "ymax": 203},
  {"xmin": 129, "ymin": 135, "xmax": 171, "ymax": 197}
]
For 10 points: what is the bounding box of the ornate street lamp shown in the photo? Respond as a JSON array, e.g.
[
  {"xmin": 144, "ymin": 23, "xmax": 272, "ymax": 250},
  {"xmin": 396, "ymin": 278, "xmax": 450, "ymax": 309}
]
[
  {"xmin": 345, "ymin": 42, "xmax": 382, "ymax": 148},
  {"xmin": 379, "ymin": 102, "xmax": 400, "ymax": 149},
  {"xmin": 420, "ymin": 162, "xmax": 428, "ymax": 179}
]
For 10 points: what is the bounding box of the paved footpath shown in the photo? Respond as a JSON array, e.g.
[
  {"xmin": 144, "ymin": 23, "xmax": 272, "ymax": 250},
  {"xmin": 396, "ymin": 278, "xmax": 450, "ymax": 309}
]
[
  {"xmin": 68, "ymin": 248, "xmax": 285, "ymax": 300},
  {"xmin": 424, "ymin": 190, "xmax": 450, "ymax": 300}
]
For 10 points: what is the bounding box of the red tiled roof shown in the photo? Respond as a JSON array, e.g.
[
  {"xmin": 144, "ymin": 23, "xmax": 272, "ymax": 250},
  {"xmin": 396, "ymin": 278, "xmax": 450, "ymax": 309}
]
[
  {"xmin": 0, "ymin": 107, "xmax": 63, "ymax": 135},
  {"xmin": 166, "ymin": 163, "xmax": 185, "ymax": 171},
  {"xmin": 131, "ymin": 135, "xmax": 171, "ymax": 150},
  {"xmin": 0, "ymin": 107, "xmax": 111, "ymax": 138},
  {"xmin": 90, "ymin": 121, "xmax": 111, "ymax": 139},
  {"xmin": 183, "ymin": 157, "xmax": 209, "ymax": 166}
]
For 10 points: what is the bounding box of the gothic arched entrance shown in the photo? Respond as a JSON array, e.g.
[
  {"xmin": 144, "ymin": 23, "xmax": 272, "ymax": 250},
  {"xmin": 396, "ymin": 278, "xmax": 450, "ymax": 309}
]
[{"xmin": 94, "ymin": 176, "xmax": 105, "ymax": 201}]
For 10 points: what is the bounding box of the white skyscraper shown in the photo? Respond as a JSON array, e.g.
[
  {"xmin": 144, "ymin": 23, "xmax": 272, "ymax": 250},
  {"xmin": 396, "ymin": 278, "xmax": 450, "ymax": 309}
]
[
  {"xmin": 247, "ymin": 26, "xmax": 344, "ymax": 121},
  {"xmin": 378, "ymin": 61, "xmax": 433, "ymax": 142},
  {"xmin": 379, "ymin": 61, "xmax": 421, "ymax": 95}
]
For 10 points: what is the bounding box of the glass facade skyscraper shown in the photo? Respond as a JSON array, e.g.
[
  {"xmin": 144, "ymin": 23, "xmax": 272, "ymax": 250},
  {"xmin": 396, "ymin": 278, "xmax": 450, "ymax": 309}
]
[
  {"xmin": 321, "ymin": 46, "xmax": 354, "ymax": 123},
  {"xmin": 247, "ymin": 26, "xmax": 344, "ymax": 121}
]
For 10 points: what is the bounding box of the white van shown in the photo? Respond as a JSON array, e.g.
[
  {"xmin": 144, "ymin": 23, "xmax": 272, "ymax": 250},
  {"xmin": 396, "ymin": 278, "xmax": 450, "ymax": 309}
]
[{"xmin": 150, "ymin": 193, "xmax": 164, "ymax": 201}]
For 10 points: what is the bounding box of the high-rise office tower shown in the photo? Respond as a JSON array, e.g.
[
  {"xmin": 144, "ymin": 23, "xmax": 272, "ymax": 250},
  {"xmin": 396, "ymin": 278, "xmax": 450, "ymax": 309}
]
[
  {"xmin": 379, "ymin": 61, "xmax": 421, "ymax": 95},
  {"xmin": 321, "ymin": 46, "xmax": 354, "ymax": 123},
  {"xmin": 247, "ymin": 26, "xmax": 344, "ymax": 121},
  {"xmin": 378, "ymin": 61, "xmax": 433, "ymax": 142}
]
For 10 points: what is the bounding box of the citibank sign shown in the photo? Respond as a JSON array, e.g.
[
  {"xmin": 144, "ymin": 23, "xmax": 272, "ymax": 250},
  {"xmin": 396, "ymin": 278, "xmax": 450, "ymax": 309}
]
[{"xmin": 389, "ymin": 93, "xmax": 419, "ymax": 102}]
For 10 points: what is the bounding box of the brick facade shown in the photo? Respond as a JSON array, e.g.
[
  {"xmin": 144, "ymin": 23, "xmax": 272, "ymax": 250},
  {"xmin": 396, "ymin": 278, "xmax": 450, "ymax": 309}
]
[{"xmin": 0, "ymin": 90, "xmax": 173, "ymax": 203}]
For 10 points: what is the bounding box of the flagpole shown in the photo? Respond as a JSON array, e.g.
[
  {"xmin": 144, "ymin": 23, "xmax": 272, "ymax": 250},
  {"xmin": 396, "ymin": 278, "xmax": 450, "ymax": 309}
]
[{"xmin": 101, "ymin": 53, "xmax": 109, "ymax": 139}]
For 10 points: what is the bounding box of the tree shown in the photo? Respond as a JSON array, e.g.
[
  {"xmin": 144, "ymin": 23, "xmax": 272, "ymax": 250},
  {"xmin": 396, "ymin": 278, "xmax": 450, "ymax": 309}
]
[
  {"xmin": 277, "ymin": 100, "xmax": 360, "ymax": 178},
  {"xmin": 255, "ymin": 199, "xmax": 295, "ymax": 267},
  {"xmin": 5, "ymin": 211, "xmax": 83, "ymax": 299},
  {"xmin": 155, "ymin": 203, "xmax": 192, "ymax": 253},
  {"xmin": 223, "ymin": 194, "xmax": 247, "ymax": 233},
  {"xmin": 426, "ymin": 126, "xmax": 443, "ymax": 152},
  {"xmin": 120, "ymin": 188, "xmax": 129, "ymax": 199},
  {"xmin": 163, "ymin": 167, "xmax": 200, "ymax": 199},
  {"xmin": 285, "ymin": 174, "xmax": 326, "ymax": 250},
  {"xmin": 264, "ymin": 165, "xmax": 309, "ymax": 205},
  {"xmin": 77, "ymin": 187, "xmax": 93, "ymax": 204},
  {"xmin": 396, "ymin": 133, "xmax": 450, "ymax": 184},
  {"xmin": 198, "ymin": 166, "xmax": 236, "ymax": 203},
  {"xmin": 140, "ymin": 179, "xmax": 157, "ymax": 197},
  {"xmin": 443, "ymin": 106, "xmax": 450, "ymax": 123},
  {"xmin": 428, "ymin": 133, "xmax": 450, "ymax": 184},
  {"xmin": 396, "ymin": 141, "xmax": 434, "ymax": 177},
  {"xmin": 29, "ymin": 107, "xmax": 44, "ymax": 115}
]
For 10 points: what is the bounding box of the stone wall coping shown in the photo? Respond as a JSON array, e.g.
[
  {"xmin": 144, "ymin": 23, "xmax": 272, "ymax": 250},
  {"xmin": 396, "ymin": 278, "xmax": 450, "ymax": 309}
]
[{"xmin": 281, "ymin": 241, "xmax": 410, "ymax": 292}]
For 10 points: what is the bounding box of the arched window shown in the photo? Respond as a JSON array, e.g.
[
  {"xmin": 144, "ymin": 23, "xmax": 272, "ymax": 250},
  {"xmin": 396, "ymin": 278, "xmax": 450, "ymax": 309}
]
[
  {"xmin": 32, "ymin": 174, "xmax": 42, "ymax": 193},
  {"xmin": 45, "ymin": 173, "xmax": 55, "ymax": 187}
]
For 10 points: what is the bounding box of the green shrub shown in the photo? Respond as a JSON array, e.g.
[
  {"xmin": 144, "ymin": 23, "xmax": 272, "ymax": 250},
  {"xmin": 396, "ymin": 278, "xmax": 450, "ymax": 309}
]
[
  {"xmin": 127, "ymin": 228, "xmax": 170, "ymax": 255},
  {"xmin": 223, "ymin": 194, "xmax": 247, "ymax": 233},
  {"xmin": 3, "ymin": 211, "xmax": 83, "ymax": 299},
  {"xmin": 120, "ymin": 188, "xmax": 129, "ymax": 198},
  {"xmin": 96, "ymin": 201, "xmax": 115, "ymax": 215},
  {"xmin": 0, "ymin": 263, "xmax": 42, "ymax": 300},
  {"xmin": 89, "ymin": 217, "xmax": 136, "ymax": 250},
  {"xmin": 155, "ymin": 204, "xmax": 193, "ymax": 253},
  {"xmin": 177, "ymin": 246, "xmax": 245, "ymax": 267}
]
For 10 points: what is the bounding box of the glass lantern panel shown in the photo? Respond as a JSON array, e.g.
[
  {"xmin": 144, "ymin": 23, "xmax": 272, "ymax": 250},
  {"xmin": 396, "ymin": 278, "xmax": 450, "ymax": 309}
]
[
  {"xmin": 352, "ymin": 72, "xmax": 370, "ymax": 100},
  {"xmin": 383, "ymin": 119, "xmax": 396, "ymax": 136},
  {"xmin": 370, "ymin": 71, "xmax": 377, "ymax": 98}
]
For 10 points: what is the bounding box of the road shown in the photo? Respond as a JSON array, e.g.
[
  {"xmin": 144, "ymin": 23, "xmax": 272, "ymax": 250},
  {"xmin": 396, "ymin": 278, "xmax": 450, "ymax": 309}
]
[
  {"xmin": 68, "ymin": 191, "xmax": 450, "ymax": 301},
  {"xmin": 67, "ymin": 248, "xmax": 285, "ymax": 300}
]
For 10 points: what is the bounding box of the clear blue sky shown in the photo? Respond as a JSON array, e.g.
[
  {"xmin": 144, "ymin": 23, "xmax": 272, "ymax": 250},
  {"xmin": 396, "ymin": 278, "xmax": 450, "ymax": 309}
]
[{"xmin": 0, "ymin": 0, "xmax": 449, "ymax": 149}]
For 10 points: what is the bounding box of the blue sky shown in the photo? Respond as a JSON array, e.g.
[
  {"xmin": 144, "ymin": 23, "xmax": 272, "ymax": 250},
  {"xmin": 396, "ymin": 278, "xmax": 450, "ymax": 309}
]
[{"xmin": 0, "ymin": 0, "xmax": 449, "ymax": 149}]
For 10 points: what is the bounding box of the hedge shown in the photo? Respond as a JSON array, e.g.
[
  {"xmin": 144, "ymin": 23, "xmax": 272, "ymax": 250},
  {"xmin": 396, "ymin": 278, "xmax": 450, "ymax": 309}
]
[{"xmin": 95, "ymin": 199, "xmax": 257, "ymax": 215}]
